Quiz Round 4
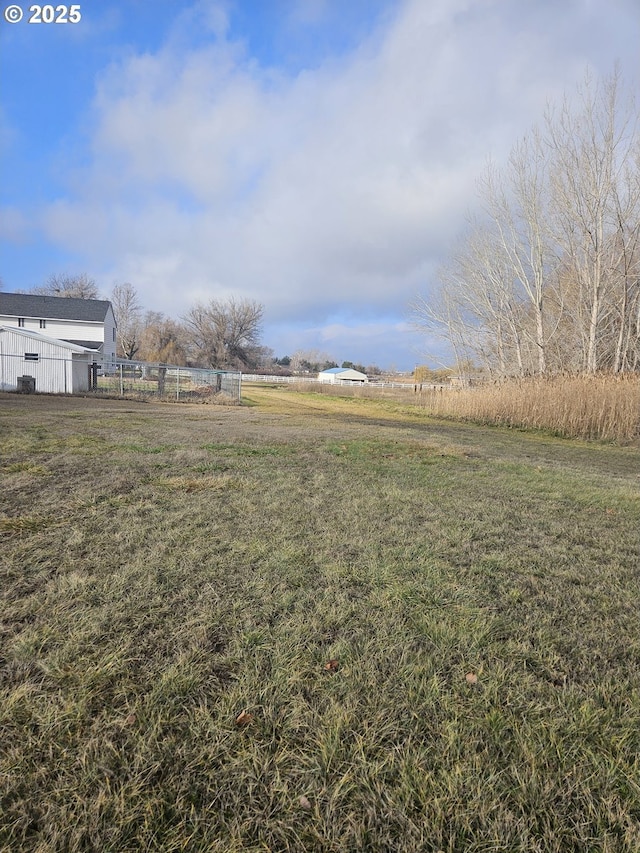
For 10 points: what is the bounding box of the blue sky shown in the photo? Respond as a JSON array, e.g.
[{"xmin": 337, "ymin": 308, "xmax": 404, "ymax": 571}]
[{"xmin": 1, "ymin": 0, "xmax": 639, "ymax": 369}]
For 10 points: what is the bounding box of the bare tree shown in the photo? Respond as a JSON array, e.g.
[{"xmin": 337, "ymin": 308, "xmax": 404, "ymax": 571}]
[
  {"xmin": 546, "ymin": 70, "xmax": 639, "ymax": 372},
  {"xmin": 608, "ymin": 138, "xmax": 640, "ymax": 372},
  {"xmin": 412, "ymin": 139, "xmax": 555, "ymax": 379},
  {"xmin": 412, "ymin": 68, "xmax": 640, "ymax": 377},
  {"xmin": 411, "ymin": 220, "xmax": 529, "ymax": 378},
  {"xmin": 290, "ymin": 350, "xmax": 338, "ymax": 373},
  {"xmin": 33, "ymin": 273, "xmax": 100, "ymax": 299},
  {"xmin": 111, "ymin": 282, "xmax": 143, "ymax": 360},
  {"xmin": 184, "ymin": 297, "xmax": 264, "ymax": 369},
  {"xmin": 478, "ymin": 132, "xmax": 555, "ymax": 374},
  {"xmin": 137, "ymin": 312, "xmax": 190, "ymax": 365}
]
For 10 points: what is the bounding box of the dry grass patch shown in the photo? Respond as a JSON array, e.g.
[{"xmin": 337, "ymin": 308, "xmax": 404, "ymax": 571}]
[
  {"xmin": 156, "ymin": 473, "xmax": 240, "ymax": 492},
  {"xmin": 2, "ymin": 462, "xmax": 51, "ymax": 476},
  {"xmin": 0, "ymin": 515, "xmax": 53, "ymax": 537},
  {"xmin": 1, "ymin": 390, "xmax": 639, "ymax": 852}
]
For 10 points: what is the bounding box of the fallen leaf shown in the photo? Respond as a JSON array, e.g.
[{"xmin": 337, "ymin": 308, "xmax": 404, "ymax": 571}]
[
  {"xmin": 465, "ymin": 672, "xmax": 478, "ymax": 685},
  {"xmin": 235, "ymin": 710, "xmax": 253, "ymax": 726},
  {"xmin": 324, "ymin": 659, "xmax": 339, "ymax": 672},
  {"xmin": 299, "ymin": 795, "xmax": 312, "ymax": 810}
]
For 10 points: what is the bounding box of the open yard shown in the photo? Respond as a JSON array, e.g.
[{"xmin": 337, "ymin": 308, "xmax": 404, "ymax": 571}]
[{"xmin": 1, "ymin": 387, "xmax": 640, "ymax": 852}]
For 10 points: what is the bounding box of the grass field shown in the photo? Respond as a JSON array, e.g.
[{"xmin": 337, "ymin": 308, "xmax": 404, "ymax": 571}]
[
  {"xmin": 1, "ymin": 387, "xmax": 640, "ymax": 852},
  {"xmin": 290, "ymin": 375, "xmax": 640, "ymax": 443}
]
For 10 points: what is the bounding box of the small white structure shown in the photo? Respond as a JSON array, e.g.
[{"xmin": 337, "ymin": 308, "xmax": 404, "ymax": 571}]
[
  {"xmin": 0, "ymin": 326, "xmax": 95, "ymax": 394},
  {"xmin": 0, "ymin": 293, "xmax": 116, "ymax": 368},
  {"xmin": 318, "ymin": 367, "xmax": 368, "ymax": 384}
]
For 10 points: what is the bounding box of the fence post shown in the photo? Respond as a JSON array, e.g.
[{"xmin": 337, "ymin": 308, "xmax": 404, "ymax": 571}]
[
  {"xmin": 176, "ymin": 368, "xmax": 180, "ymax": 401},
  {"xmin": 119, "ymin": 363, "xmax": 124, "ymax": 396}
]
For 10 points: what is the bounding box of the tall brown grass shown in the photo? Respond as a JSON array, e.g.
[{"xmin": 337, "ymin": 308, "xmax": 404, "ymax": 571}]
[
  {"xmin": 289, "ymin": 376, "xmax": 640, "ymax": 443},
  {"xmin": 417, "ymin": 374, "xmax": 640, "ymax": 443}
]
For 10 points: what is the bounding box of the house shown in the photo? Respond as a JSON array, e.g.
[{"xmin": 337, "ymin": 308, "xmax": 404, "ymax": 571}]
[
  {"xmin": 317, "ymin": 367, "xmax": 368, "ymax": 384},
  {"xmin": 0, "ymin": 292, "xmax": 116, "ymax": 367},
  {"xmin": 0, "ymin": 326, "xmax": 95, "ymax": 394}
]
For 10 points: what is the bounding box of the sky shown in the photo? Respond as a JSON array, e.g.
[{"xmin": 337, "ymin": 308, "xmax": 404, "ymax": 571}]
[{"xmin": 1, "ymin": 0, "xmax": 639, "ymax": 370}]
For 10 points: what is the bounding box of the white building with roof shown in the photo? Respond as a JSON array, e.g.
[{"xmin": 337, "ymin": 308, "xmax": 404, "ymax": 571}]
[
  {"xmin": 0, "ymin": 292, "xmax": 116, "ymax": 367},
  {"xmin": 0, "ymin": 326, "xmax": 94, "ymax": 394},
  {"xmin": 317, "ymin": 367, "xmax": 369, "ymax": 384}
]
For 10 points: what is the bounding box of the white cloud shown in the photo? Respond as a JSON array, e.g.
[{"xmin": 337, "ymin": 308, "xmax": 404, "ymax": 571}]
[
  {"xmin": 36, "ymin": 0, "xmax": 640, "ymax": 367},
  {"xmin": 0, "ymin": 207, "xmax": 29, "ymax": 243},
  {"xmin": 287, "ymin": 0, "xmax": 330, "ymax": 27}
]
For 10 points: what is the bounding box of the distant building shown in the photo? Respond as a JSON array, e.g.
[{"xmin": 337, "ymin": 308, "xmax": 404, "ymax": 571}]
[
  {"xmin": 0, "ymin": 292, "xmax": 116, "ymax": 367},
  {"xmin": 318, "ymin": 367, "xmax": 368, "ymax": 384},
  {"xmin": 0, "ymin": 326, "xmax": 94, "ymax": 394}
]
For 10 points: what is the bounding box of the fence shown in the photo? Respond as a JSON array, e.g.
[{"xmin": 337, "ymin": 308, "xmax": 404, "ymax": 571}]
[
  {"xmin": 102, "ymin": 361, "xmax": 242, "ymax": 402},
  {"xmin": 0, "ymin": 350, "xmax": 242, "ymax": 402},
  {"xmin": 241, "ymin": 373, "xmax": 316, "ymax": 384},
  {"xmin": 241, "ymin": 373, "xmax": 440, "ymax": 391}
]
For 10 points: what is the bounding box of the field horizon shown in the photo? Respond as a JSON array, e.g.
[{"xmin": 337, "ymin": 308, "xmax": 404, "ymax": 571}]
[{"xmin": 2, "ymin": 388, "xmax": 640, "ymax": 852}]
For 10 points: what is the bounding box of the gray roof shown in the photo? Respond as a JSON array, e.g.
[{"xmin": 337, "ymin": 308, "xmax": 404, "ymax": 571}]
[
  {"xmin": 0, "ymin": 292, "xmax": 112, "ymax": 323},
  {"xmin": 63, "ymin": 339, "xmax": 102, "ymax": 351}
]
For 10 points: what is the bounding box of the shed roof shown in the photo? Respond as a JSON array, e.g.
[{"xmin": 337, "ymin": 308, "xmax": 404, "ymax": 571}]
[
  {"xmin": 319, "ymin": 367, "xmax": 368, "ymax": 378},
  {"xmin": 0, "ymin": 325, "xmax": 96, "ymax": 353},
  {"xmin": 64, "ymin": 339, "xmax": 102, "ymax": 351},
  {"xmin": 0, "ymin": 292, "xmax": 112, "ymax": 323}
]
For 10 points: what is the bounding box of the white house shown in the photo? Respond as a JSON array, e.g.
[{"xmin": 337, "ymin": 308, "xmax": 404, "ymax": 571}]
[
  {"xmin": 0, "ymin": 293, "xmax": 116, "ymax": 367},
  {"xmin": 318, "ymin": 367, "xmax": 369, "ymax": 384},
  {"xmin": 0, "ymin": 326, "xmax": 94, "ymax": 394}
]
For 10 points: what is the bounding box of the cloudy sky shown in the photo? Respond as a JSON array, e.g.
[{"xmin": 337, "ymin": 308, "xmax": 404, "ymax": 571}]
[{"xmin": 1, "ymin": 0, "xmax": 639, "ymax": 369}]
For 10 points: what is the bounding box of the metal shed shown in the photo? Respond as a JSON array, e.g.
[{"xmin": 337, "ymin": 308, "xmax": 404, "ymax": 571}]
[
  {"xmin": 317, "ymin": 367, "xmax": 369, "ymax": 384},
  {"xmin": 0, "ymin": 326, "xmax": 96, "ymax": 394}
]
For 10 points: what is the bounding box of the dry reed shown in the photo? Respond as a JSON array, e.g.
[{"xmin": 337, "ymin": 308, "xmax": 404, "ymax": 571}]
[
  {"xmin": 288, "ymin": 375, "xmax": 640, "ymax": 443},
  {"xmin": 416, "ymin": 374, "xmax": 640, "ymax": 443}
]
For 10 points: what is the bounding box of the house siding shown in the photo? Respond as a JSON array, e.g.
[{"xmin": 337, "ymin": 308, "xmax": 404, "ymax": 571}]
[
  {"xmin": 0, "ymin": 316, "xmax": 102, "ymax": 345},
  {"xmin": 0, "ymin": 293, "xmax": 117, "ymax": 368},
  {"xmin": 102, "ymin": 305, "xmax": 116, "ymax": 367}
]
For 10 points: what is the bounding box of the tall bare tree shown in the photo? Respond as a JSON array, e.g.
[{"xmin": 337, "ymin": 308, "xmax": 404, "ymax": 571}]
[
  {"xmin": 546, "ymin": 70, "xmax": 639, "ymax": 372},
  {"xmin": 184, "ymin": 297, "xmax": 264, "ymax": 369},
  {"xmin": 411, "ymin": 219, "xmax": 530, "ymax": 377},
  {"xmin": 478, "ymin": 132, "xmax": 554, "ymax": 374},
  {"xmin": 110, "ymin": 282, "xmax": 143, "ymax": 360},
  {"xmin": 411, "ymin": 68, "xmax": 640, "ymax": 377},
  {"xmin": 32, "ymin": 273, "xmax": 100, "ymax": 299}
]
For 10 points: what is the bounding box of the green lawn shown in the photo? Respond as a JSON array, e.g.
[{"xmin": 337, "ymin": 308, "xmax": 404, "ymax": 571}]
[{"xmin": 1, "ymin": 389, "xmax": 640, "ymax": 852}]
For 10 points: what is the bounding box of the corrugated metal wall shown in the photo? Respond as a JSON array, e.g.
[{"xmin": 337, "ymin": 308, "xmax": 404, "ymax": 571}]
[{"xmin": 0, "ymin": 329, "xmax": 90, "ymax": 393}]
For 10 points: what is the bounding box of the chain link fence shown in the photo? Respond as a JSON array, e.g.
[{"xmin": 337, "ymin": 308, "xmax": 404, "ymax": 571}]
[
  {"xmin": 1, "ymin": 348, "xmax": 242, "ymax": 401},
  {"xmin": 100, "ymin": 361, "xmax": 242, "ymax": 402}
]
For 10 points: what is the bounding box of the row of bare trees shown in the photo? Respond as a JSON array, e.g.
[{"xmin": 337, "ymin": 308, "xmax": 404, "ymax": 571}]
[
  {"xmin": 28, "ymin": 274, "xmax": 266, "ymax": 370},
  {"xmin": 412, "ymin": 71, "xmax": 640, "ymax": 376},
  {"xmin": 110, "ymin": 284, "xmax": 266, "ymax": 369},
  {"xmin": 23, "ymin": 276, "xmax": 376, "ymax": 373}
]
